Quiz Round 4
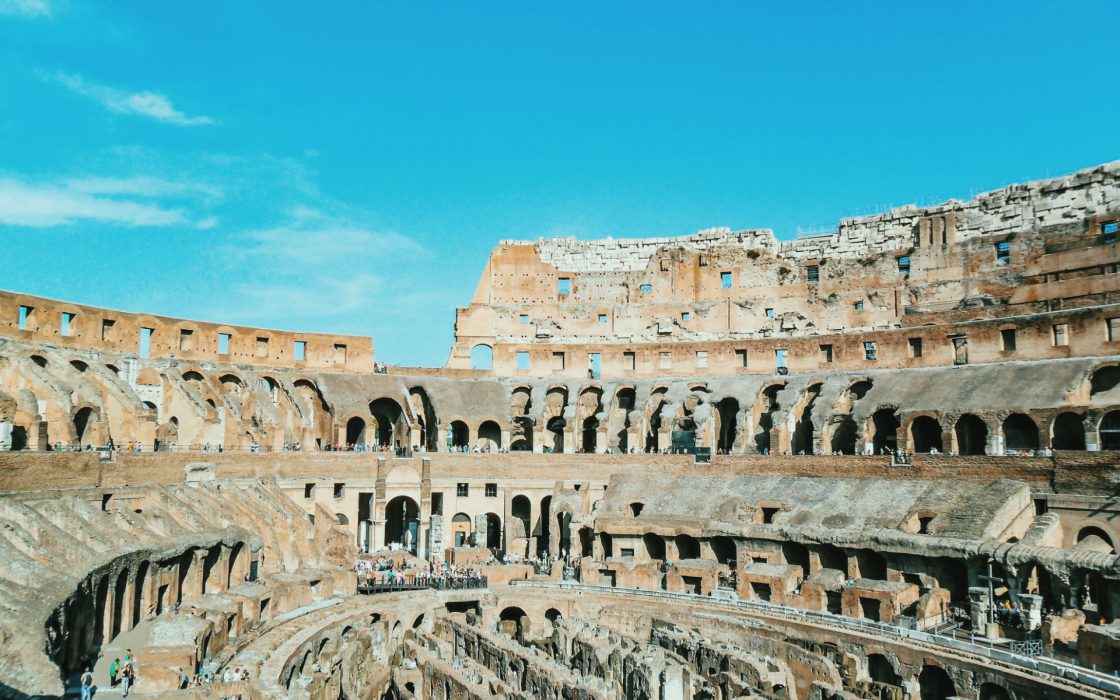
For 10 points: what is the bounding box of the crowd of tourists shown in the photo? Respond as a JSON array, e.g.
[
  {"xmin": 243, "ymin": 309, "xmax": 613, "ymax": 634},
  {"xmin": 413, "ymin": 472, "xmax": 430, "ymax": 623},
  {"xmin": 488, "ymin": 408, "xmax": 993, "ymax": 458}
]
[{"xmin": 354, "ymin": 557, "xmax": 486, "ymax": 588}]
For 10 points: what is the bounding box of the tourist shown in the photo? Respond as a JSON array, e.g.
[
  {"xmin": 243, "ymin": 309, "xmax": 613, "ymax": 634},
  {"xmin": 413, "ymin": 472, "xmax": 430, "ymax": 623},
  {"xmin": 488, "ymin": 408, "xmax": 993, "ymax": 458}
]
[
  {"xmin": 109, "ymin": 658, "xmax": 120, "ymax": 687},
  {"xmin": 79, "ymin": 667, "xmax": 93, "ymax": 700},
  {"xmin": 178, "ymin": 668, "xmax": 190, "ymax": 689}
]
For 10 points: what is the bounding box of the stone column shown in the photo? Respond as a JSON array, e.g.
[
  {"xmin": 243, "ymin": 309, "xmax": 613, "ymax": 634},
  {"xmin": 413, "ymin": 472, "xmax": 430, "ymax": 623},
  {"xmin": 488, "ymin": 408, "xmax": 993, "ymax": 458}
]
[
  {"xmin": 418, "ymin": 457, "xmax": 432, "ymax": 559},
  {"xmin": 372, "ymin": 457, "xmax": 387, "ymax": 550}
]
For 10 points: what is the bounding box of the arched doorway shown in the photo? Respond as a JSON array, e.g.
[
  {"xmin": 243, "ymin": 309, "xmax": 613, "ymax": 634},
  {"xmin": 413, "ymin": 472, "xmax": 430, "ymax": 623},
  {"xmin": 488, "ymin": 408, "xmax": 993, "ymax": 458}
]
[
  {"xmin": 954, "ymin": 414, "xmax": 987, "ymax": 455},
  {"xmin": 384, "ymin": 496, "xmax": 420, "ymax": 554},
  {"xmin": 469, "ymin": 344, "xmax": 493, "ymax": 370},
  {"xmin": 132, "ymin": 561, "xmax": 149, "ymax": 628},
  {"xmin": 830, "ymin": 415, "xmax": 857, "ymax": 454},
  {"xmin": 581, "ymin": 416, "xmax": 598, "ymax": 452},
  {"xmin": 910, "ymin": 416, "xmax": 943, "ymax": 453},
  {"xmin": 485, "ymin": 512, "xmax": 502, "ymax": 551},
  {"xmin": 676, "ymin": 535, "xmax": 700, "ymax": 560},
  {"xmin": 871, "ymin": 408, "xmax": 899, "ymax": 454},
  {"xmin": 477, "ymin": 420, "xmax": 501, "ymax": 452},
  {"xmin": 979, "ymin": 683, "xmax": 1011, "ymax": 700},
  {"xmin": 715, "ymin": 398, "xmax": 739, "ymax": 453},
  {"xmin": 450, "ymin": 513, "xmax": 472, "ymax": 547},
  {"xmin": 918, "ymin": 665, "xmax": 955, "ymax": 700},
  {"xmin": 345, "ymin": 416, "xmax": 367, "ymax": 446},
  {"xmin": 369, "ymin": 398, "xmax": 406, "ymax": 448},
  {"xmin": 538, "ymin": 496, "xmax": 551, "ymax": 555},
  {"xmin": 643, "ymin": 533, "xmax": 666, "ymax": 560},
  {"xmin": 511, "ymin": 495, "xmax": 531, "ymax": 555},
  {"xmin": 448, "ymin": 420, "xmax": 469, "ymax": 451},
  {"xmin": 867, "ymin": 653, "xmax": 899, "ymax": 686},
  {"xmin": 791, "ymin": 384, "xmax": 822, "ymax": 455},
  {"xmin": 1052, "ymin": 412, "xmax": 1086, "ymax": 450},
  {"xmin": 1100, "ymin": 410, "xmax": 1120, "ymax": 450},
  {"xmin": 1003, "ymin": 413, "xmax": 1039, "ymax": 451},
  {"xmin": 73, "ymin": 407, "xmax": 96, "ymax": 446},
  {"xmin": 1090, "ymin": 365, "xmax": 1120, "ymax": 396},
  {"xmin": 547, "ymin": 416, "xmax": 565, "ymax": 453}
]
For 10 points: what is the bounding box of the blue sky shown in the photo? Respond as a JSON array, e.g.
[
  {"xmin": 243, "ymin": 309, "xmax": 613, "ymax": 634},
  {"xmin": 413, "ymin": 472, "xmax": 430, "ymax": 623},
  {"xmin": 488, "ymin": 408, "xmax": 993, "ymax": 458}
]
[{"xmin": 1, "ymin": 1, "xmax": 1118, "ymax": 366}]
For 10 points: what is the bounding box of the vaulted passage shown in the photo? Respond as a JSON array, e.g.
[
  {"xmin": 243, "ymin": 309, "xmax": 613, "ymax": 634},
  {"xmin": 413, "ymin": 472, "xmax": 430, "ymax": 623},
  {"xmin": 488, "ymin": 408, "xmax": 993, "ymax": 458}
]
[
  {"xmin": 1052, "ymin": 412, "xmax": 1086, "ymax": 450},
  {"xmin": 1003, "ymin": 413, "xmax": 1039, "ymax": 451},
  {"xmin": 954, "ymin": 414, "xmax": 987, "ymax": 455},
  {"xmin": 910, "ymin": 416, "xmax": 943, "ymax": 453}
]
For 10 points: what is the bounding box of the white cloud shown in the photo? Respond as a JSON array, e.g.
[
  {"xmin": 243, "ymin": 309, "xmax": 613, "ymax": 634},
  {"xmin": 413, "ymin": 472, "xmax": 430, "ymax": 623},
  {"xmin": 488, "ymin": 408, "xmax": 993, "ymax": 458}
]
[
  {"xmin": 47, "ymin": 71, "xmax": 214, "ymax": 126},
  {"xmin": 0, "ymin": 0, "xmax": 52, "ymax": 18},
  {"xmin": 0, "ymin": 178, "xmax": 187, "ymax": 227}
]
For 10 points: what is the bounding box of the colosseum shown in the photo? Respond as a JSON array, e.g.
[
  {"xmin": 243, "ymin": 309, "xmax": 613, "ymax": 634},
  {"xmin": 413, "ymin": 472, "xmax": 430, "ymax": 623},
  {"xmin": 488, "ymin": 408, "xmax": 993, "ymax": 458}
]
[{"xmin": 1, "ymin": 161, "xmax": 1120, "ymax": 700}]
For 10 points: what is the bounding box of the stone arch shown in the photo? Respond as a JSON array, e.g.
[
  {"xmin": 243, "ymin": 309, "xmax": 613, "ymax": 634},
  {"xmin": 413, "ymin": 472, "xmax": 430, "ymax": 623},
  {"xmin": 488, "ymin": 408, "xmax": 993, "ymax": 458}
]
[
  {"xmin": 645, "ymin": 387, "xmax": 668, "ymax": 452},
  {"xmin": 1099, "ymin": 410, "xmax": 1120, "ymax": 450},
  {"xmin": 782, "ymin": 541, "xmax": 810, "ymax": 578},
  {"xmin": 908, "ymin": 414, "xmax": 944, "ymax": 453},
  {"xmin": 385, "ymin": 496, "xmax": 420, "ymax": 553},
  {"xmin": 867, "ymin": 653, "xmax": 899, "ymax": 686},
  {"xmin": 711, "ymin": 536, "xmax": 736, "ymax": 565},
  {"xmin": 499, "ymin": 606, "xmax": 527, "ymax": 637},
  {"xmin": 917, "ymin": 664, "xmax": 955, "ymax": 700},
  {"xmin": 219, "ymin": 373, "xmax": 244, "ymax": 389},
  {"xmin": 954, "ymin": 413, "xmax": 988, "ymax": 455},
  {"xmin": 1076, "ymin": 526, "xmax": 1115, "ymax": 553},
  {"xmin": 478, "ymin": 420, "xmax": 502, "ymax": 451},
  {"xmin": 979, "ymin": 682, "xmax": 1011, "ymax": 700},
  {"xmin": 510, "ymin": 386, "xmax": 534, "ymax": 452},
  {"xmin": 829, "ymin": 415, "xmax": 858, "ymax": 454},
  {"xmin": 714, "ymin": 397, "xmax": 740, "ymax": 453},
  {"xmin": 448, "ymin": 420, "xmax": 469, "ymax": 450},
  {"xmin": 676, "ymin": 534, "xmax": 700, "ymax": 560},
  {"xmin": 1052, "ymin": 411, "xmax": 1087, "ymax": 450},
  {"xmin": 345, "ymin": 416, "xmax": 367, "ymax": 446},
  {"xmin": 643, "ymin": 533, "xmax": 666, "ymax": 561},
  {"xmin": 228, "ymin": 542, "xmax": 244, "ymax": 589},
  {"xmin": 1090, "ymin": 364, "xmax": 1120, "ymax": 396},
  {"xmin": 111, "ymin": 568, "xmax": 128, "ymax": 640},
  {"xmin": 1002, "ymin": 413, "xmax": 1040, "ymax": 451},
  {"xmin": 408, "ymin": 386, "xmax": 439, "ymax": 451},
  {"xmin": 132, "ymin": 561, "xmax": 149, "ymax": 628},
  {"xmin": 510, "ymin": 495, "xmax": 531, "ymax": 548},
  {"xmin": 611, "ymin": 386, "xmax": 636, "ymax": 452},
  {"xmin": 469, "ymin": 344, "xmax": 493, "ymax": 370},
  {"xmin": 72, "ymin": 406, "xmax": 98, "ymax": 446},
  {"xmin": 869, "ymin": 407, "xmax": 900, "ymax": 454},
  {"xmin": 486, "ymin": 512, "xmax": 502, "ymax": 550},
  {"xmin": 369, "ymin": 397, "xmax": 407, "ymax": 448},
  {"xmin": 791, "ymin": 383, "xmax": 823, "ymax": 455},
  {"xmin": 451, "ymin": 512, "xmax": 472, "ymax": 547},
  {"xmin": 70, "ymin": 359, "xmax": 88, "ymax": 373},
  {"xmin": 755, "ymin": 382, "xmax": 784, "ymax": 453}
]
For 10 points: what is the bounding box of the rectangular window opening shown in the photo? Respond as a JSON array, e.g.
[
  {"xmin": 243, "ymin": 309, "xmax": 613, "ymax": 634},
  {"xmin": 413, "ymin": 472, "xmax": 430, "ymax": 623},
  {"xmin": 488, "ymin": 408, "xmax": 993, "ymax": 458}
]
[
  {"xmin": 333, "ymin": 343, "xmax": 347, "ymax": 364},
  {"xmin": 431, "ymin": 492, "xmax": 444, "ymax": 516},
  {"xmin": 17, "ymin": 305, "xmax": 32, "ymax": 331},
  {"xmin": 1108, "ymin": 317, "xmax": 1120, "ymax": 343},
  {"xmin": 1001, "ymin": 328, "xmax": 1017, "ymax": 352},
  {"xmin": 101, "ymin": 319, "xmax": 116, "ymax": 342},
  {"xmin": 720, "ymin": 271, "xmax": 733, "ymax": 289},
  {"xmin": 516, "ymin": 351, "xmax": 530, "ymax": 370},
  {"xmin": 179, "ymin": 329, "xmax": 194, "ymax": 352},
  {"xmin": 819, "ymin": 344, "xmax": 833, "ymax": 363},
  {"xmin": 1102, "ymin": 220, "xmax": 1119, "ymax": 244},
  {"xmin": 1052, "ymin": 323, "xmax": 1069, "ymax": 347},
  {"xmin": 996, "ymin": 240, "xmax": 1010, "ymax": 263},
  {"xmin": 551, "ymin": 351, "xmax": 566, "ymax": 371},
  {"xmin": 897, "ymin": 255, "xmax": 911, "ymax": 274},
  {"xmin": 139, "ymin": 327, "xmax": 154, "ymax": 358},
  {"xmin": 485, "ymin": 483, "xmax": 497, "ymax": 498},
  {"xmin": 294, "ymin": 340, "xmax": 307, "ymax": 361},
  {"xmin": 695, "ymin": 350, "xmax": 708, "ymax": 368},
  {"xmin": 557, "ymin": 277, "xmax": 571, "ymax": 295},
  {"xmin": 456, "ymin": 483, "xmax": 469, "ymax": 497},
  {"xmin": 775, "ymin": 348, "xmax": 787, "ymax": 369},
  {"xmin": 333, "ymin": 482, "xmax": 345, "ymax": 499},
  {"xmin": 735, "ymin": 349, "xmax": 748, "ymax": 367},
  {"xmin": 60, "ymin": 312, "xmax": 75, "ymax": 336},
  {"xmin": 681, "ymin": 311, "xmax": 690, "ymax": 321},
  {"xmin": 218, "ymin": 333, "xmax": 231, "ymax": 355},
  {"xmin": 304, "ymin": 483, "xmax": 315, "ymax": 499},
  {"xmin": 908, "ymin": 337, "xmax": 923, "ymax": 358},
  {"xmin": 639, "ymin": 283, "xmax": 653, "ymax": 293},
  {"xmin": 623, "ymin": 351, "xmax": 636, "ymax": 371},
  {"xmin": 854, "ymin": 300, "xmax": 865, "ymax": 311},
  {"xmin": 864, "ymin": 341, "xmax": 877, "ymax": 361},
  {"xmin": 588, "ymin": 352, "xmax": 601, "ymax": 379},
  {"xmin": 659, "ymin": 351, "xmax": 672, "ymax": 369},
  {"xmin": 806, "ymin": 265, "xmax": 819, "ymax": 283},
  {"xmin": 765, "ymin": 308, "xmax": 775, "ymax": 318},
  {"xmin": 519, "ymin": 313, "xmax": 530, "ymax": 324},
  {"xmin": 255, "ymin": 336, "xmax": 269, "ymax": 358},
  {"xmin": 597, "ymin": 313, "xmax": 608, "ymax": 324}
]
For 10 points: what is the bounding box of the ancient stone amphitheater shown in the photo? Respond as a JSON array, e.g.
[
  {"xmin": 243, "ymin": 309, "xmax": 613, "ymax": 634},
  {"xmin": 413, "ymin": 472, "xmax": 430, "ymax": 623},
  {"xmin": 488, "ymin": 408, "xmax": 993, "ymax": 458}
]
[{"xmin": 2, "ymin": 162, "xmax": 1120, "ymax": 700}]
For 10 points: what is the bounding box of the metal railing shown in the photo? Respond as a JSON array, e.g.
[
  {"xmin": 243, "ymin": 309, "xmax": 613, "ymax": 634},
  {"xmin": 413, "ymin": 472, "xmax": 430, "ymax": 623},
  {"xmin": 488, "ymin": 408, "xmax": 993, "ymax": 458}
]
[
  {"xmin": 508, "ymin": 581, "xmax": 1120, "ymax": 696},
  {"xmin": 357, "ymin": 576, "xmax": 488, "ymax": 594}
]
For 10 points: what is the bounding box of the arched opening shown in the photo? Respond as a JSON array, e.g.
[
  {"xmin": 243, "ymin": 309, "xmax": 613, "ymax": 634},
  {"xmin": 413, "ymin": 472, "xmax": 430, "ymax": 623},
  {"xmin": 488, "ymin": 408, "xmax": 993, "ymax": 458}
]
[
  {"xmin": 830, "ymin": 415, "xmax": 858, "ymax": 454},
  {"xmin": 345, "ymin": 416, "xmax": 367, "ymax": 446},
  {"xmin": 409, "ymin": 387, "xmax": 439, "ymax": 451},
  {"xmin": 10, "ymin": 425, "xmax": 27, "ymax": 451},
  {"xmin": 545, "ymin": 608, "xmax": 562, "ymax": 624},
  {"xmin": 369, "ymin": 397, "xmax": 406, "ymax": 448},
  {"xmin": 227, "ymin": 542, "xmax": 244, "ymax": 589},
  {"xmin": 469, "ymin": 344, "xmax": 493, "ymax": 370},
  {"xmin": 578, "ymin": 526, "xmax": 593, "ymax": 556},
  {"xmin": 511, "ymin": 495, "xmax": 531, "ymax": 552},
  {"xmin": 132, "ymin": 561, "xmax": 149, "ymax": 628},
  {"xmin": 30, "ymin": 354, "xmax": 47, "ymax": 368},
  {"xmin": 183, "ymin": 370, "xmax": 205, "ymax": 382},
  {"xmin": 857, "ymin": 550, "xmax": 887, "ymax": 580},
  {"xmin": 448, "ymin": 420, "xmax": 469, "ymax": 450},
  {"xmin": 614, "ymin": 387, "xmax": 636, "ymax": 452},
  {"xmin": 979, "ymin": 683, "xmax": 1011, "ymax": 700},
  {"xmin": 547, "ymin": 416, "xmax": 566, "ymax": 453},
  {"xmin": 478, "ymin": 420, "xmax": 502, "ymax": 452},
  {"xmin": 715, "ymin": 398, "xmax": 739, "ymax": 453},
  {"xmin": 817, "ymin": 544, "xmax": 847, "ymax": 574},
  {"xmin": 111, "ymin": 569, "xmax": 128, "ymax": 639},
  {"xmin": 755, "ymin": 384, "xmax": 783, "ymax": 453},
  {"xmin": 676, "ymin": 535, "xmax": 700, "ymax": 560},
  {"xmin": 711, "ymin": 536, "xmax": 736, "ymax": 565},
  {"xmin": 629, "ymin": 502, "xmax": 644, "ymax": 517},
  {"xmin": 555, "ymin": 511, "xmax": 571, "ymax": 554},
  {"xmin": 643, "ymin": 533, "xmax": 666, "ymax": 561},
  {"xmin": 538, "ymin": 496, "xmax": 551, "ymax": 555},
  {"xmin": 498, "ymin": 606, "xmax": 527, "ymax": 637},
  {"xmin": 1003, "ymin": 413, "xmax": 1039, "ymax": 451},
  {"xmin": 871, "ymin": 408, "xmax": 899, "ymax": 454},
  {"xmin": 646, "ymin": 389, "xmax": 667, "ymax": 452},
  {"xmin": 93, "ymin": 575, "xmax": 108, "ymax": 644},
  {"xmin": 177, "ymin": 548, "xmax": 196, "ymax": 605},
  {"xmin": 867, "ymin": 653, "xmax": 899, "ymax": 686},
  {"xmin": 581, "ymin": 416, "xmax": 598, "ymax": 452},
  {"xmin": 1076, "ymin": 526, "xmax": 1115, "ymax": 553},
  {"xmin": 954, "ymin": 414, "xmax": 988, "ymax": 455},
  {"xmin": 782, "ymin": 541, "xmax": 810, "ymax": 578},
  {"xmin": 1090, "ymin": 365, "xmax": 1120, "ymax": 396},
  {"xmin": 219, "ymin": 374, "xmax": 243, "ymax": 391},
  {"xmin": 791, "ymin": 384, "xmax": 822, "ymax": 455},
  {"xmin": 70, "ymin": 359, "xmax": 88, "ymax": 373},
  {"xmin": 599, "ymin": 532, "xmax": 613, "ymax": 558},
  {"xmin": 1052, "ymin": 412, "xmax": 1086, "ymax": 450},
  {"xmin": 486, "ymin": 512, "xmax": 502, "ymax": 551},
  {"xmin": 73, "ymin": 407, "xmax": 96, "ymax": 446},
  {"xmin": 918, "ymin": 665, "xmax": 955, "ymax": 700},
  {"xmin": 451, "ymin": 513, "xmax": 472, "ymax": 547},
  {"xmin": 910, "ymin": 416, "xmax": 943, "ymax": 453},
  {"xmin": 1100, "ymin": 410, "xmax": 1120, "ymax": 450},
  {"xmin": 384, "ymin": 496, "xmax": 420, "ymax": 554}
]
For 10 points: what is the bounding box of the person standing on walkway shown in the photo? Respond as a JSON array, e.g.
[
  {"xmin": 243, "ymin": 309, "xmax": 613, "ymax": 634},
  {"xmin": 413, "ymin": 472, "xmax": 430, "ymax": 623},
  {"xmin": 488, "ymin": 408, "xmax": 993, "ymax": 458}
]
[{"xmin": 79, "ymin": 667, "xmax": 93, "ymax": 700}]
